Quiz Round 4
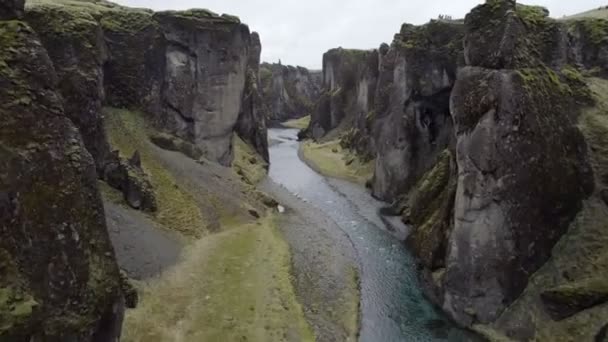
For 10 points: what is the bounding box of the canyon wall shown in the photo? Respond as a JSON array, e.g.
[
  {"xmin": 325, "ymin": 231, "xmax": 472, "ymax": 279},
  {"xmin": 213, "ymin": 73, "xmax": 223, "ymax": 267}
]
[
  {"xmin": 0, "ymin": 1, "xmax": 124, "ymax": 339},
  {"xmin": 1, "ymin": 0, "xmax": 270, "ymax": 339},
  {"xmin": 26, "ymin": 0, "xmax": 268, "ymax": 168},
  {"xmin": 260, "ymin": 62, "xmax": 322, "ymax": 123},
  {"xmin": 308, "ymin": 0, "xmax": 608, "ymax": 339}
]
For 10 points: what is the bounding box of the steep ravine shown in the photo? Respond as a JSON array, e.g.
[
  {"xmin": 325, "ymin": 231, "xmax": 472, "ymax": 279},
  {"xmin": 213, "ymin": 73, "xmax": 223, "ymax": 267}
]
[
  {"xmin": 3, "ymin": 0, "xmax": 608, "ymax": 340},
  {"xmin": 266, "ymin": 129, "xmax": 479, "ymax": 341},
  {"xmin": 305, "ymin": 0, "xmax": 608, "ymax": 340}
]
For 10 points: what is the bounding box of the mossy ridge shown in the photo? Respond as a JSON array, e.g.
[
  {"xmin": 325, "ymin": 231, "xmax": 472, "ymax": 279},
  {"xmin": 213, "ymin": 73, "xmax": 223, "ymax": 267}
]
[
  {"xmin": 565, "ymin": 17, "xmax": 608, "ymax": 45},
  {"xmin": 103, "ymin": 107, "xmax": 208, "ymax": 238},
  {"xmin": 516, "ymin": 65, "xmax": 593, "ymax": 110},
  {"xmin": 153, "ymin": 8, "xmax": 242, "ymax": 30},
  {"xmin": 490, "ymin": 78, "xmax": 608, "ymax": 341},
  {"xmin": 579, "ymin": 77, "xmax": 608, "ymax": 188},
  {"xmin": 403, "ymin": 150, "xmax": 456, "ymax": 269},
  {"xmin": 397, "ymin": 19, "xmax": 464, "ymax": 56},
  {"xmin": 232, "ymin": 133, "xmax": 268, "ymax": 185},
  {"xmin": 0, "ymin": 249, "xmax": 37, "ymax": 336},
  {"xmin": 122, "ymin": 215, "xmax": 314, "ymax": 342}
]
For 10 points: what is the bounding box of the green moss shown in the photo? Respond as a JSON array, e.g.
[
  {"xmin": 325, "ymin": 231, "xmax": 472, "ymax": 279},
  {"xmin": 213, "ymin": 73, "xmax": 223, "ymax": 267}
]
[
  {"xmin": 407, "ymin": 150, "xmax": 452, "ymax": 225},
  {"xmin": 404, "ymin": 150, "xmax": 455, "ymax": 269},
  {"xmin": 516, "ymin": 66, "xmax": 591, "ymax": 106},
  {"xmin": 232, "ymin": 134, "xmax": 268, "ymax": 185},
  {"xmin": 220, "ymin": 13, "xmax": 240, "ymax": 23},
  {"xmin": 545, "ymin": 277, "xmax": 608, "ymax": 299},
  {"xmin": 300, "ymin": 139, "xmax": 374, "ymax": 186},
  {"xmin": 515, "ymin": 4, "xmax": 549, "ymax": 27},
  {"xmin": 567, "ymin": 18, "xmax": 608, "ymax": 45},
  {"xmin": 579, "ymin": 78, "xmax": 608, "ymax": 188},
  {"xmin": 100, "ymin": 9, "xmax": 155, "ymax": 33}
]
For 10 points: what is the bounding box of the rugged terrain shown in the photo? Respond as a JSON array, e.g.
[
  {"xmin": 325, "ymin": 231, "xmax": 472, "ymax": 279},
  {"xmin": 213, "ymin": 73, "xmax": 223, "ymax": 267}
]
[
  {"xmin": 260, "ymin": 62, "xmax": 322, "ymax": 123},
  {"xmin": 0, "ymin": 0, "xmax": 297, "ymax": 340},
  {"xmin": 305, "ymin": 0, "xmax": 608, "ymax": 340}
]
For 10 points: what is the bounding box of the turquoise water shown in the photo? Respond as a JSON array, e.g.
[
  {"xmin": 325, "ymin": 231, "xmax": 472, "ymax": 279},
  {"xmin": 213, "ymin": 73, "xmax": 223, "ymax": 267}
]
[{"xmin": 268, "ymin": 128, "xmax": 478, "ymax": 342}]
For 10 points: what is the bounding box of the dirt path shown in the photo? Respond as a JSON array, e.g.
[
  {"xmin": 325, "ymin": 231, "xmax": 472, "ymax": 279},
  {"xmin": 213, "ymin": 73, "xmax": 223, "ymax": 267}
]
[{"xmin": 260, "ymin": 180, "xmax": 360, "ymax": 342}]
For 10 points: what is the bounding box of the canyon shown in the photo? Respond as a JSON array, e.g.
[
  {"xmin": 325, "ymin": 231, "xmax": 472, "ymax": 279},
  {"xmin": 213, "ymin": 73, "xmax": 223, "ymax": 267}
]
[{"xmin": 1, "ymin": 0, "xmax": 607, "ymax": 341}]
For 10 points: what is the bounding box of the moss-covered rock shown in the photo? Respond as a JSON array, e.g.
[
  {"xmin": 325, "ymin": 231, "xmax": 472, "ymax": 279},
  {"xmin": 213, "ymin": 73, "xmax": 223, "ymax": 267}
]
[
  {"xmin": 541, "ymin": 277, "xmax": 608, "ymax": 320},
  {"xmin": 25, "ymin": 3, "xmax": 111, "ymax": 174},
  {"xmin": 445, "ymin": 0, "xmax": 595, "ymax": 327},
  {"xmin": 404, "ymin": 150, "xmax": 456, "ymax": 270},
  {"xmin": 149, "ymin": 132, "xmax": 204, "ymax": 160},
  {"xmin": 260, "ymin": 62, "xmax": 322, "ymax": 123},
  {"xmin": 0, "ymin": 15, "xmax": 123, "ymax": 340}
]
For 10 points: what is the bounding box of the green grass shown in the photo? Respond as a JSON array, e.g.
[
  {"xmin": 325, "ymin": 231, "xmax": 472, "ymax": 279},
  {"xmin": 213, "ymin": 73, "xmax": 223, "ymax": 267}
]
[
  {"xmin": 282, "ymin": 115, "xmax": 311, "ymax": 130},
  {"xmin": 233, "ymin": 134, "xmax": 269, "ymax": 185},
  {"xmin": 300, "ymin": 139, "xmax": 373, "ymax": 185},
  {"xmin": 103, "ymin": 107, "xmax": 208, "ymax": 238},
  {"xmin": 563, "ymin": 7, "xmax": 608, "ymax": 20},
  {"xmin": 122, "ymin": 215, "xmax": 315, "ymax": 342}
]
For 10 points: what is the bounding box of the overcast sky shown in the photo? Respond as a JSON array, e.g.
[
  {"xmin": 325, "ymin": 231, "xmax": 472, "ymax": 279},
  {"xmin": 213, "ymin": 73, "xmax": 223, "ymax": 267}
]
[{"xmin": 114, "ymin": 0, "xmax": 606, "ymax": 69}]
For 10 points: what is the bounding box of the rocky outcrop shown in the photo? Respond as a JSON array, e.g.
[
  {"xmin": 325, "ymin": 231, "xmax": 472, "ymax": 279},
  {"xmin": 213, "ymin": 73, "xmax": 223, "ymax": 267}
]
[
  {"xmin": 306, "ymin": 0, "xmax": 608, "ymax": 339},
  {"xmin": 26, "ymin": 1, "xmax": 268, "ymax": 167},
  {"xmin": 371, "ymin": 21, "xmax": 464, "ymax": 201},
  {"xmin": 0, "ymin": 5, "xmax": 124, "ymax": 340},
  {"xmin": 260, "ymin": 62, "xmax": 322, "ymax": 123},
  {"xmin": 308, "ymin": 48, "xmax": 379, "ymax": 144},
  {"xmin": 25, "ymin": 4, "xmax": 111, "ymax": 174},
  {"xmin": 443, "ymin": 1, "xmax": 595, "ymax": 326},
  {"xmin": 24, "ymin": 1, "xmax": 270, "ymax": 210},
  {"xmin": 24, "ymin": 2, "xmax": 157, "ymax": 213},
  {"xmin": 237, "ymin": 32, "xmax": 269, "ymax": 162}
]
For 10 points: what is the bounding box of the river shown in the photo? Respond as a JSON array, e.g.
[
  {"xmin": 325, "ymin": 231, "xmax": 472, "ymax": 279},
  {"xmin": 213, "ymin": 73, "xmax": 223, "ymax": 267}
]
[{"xmin": 267, "ymin": 128, "xmax": 477, "ymax": 342}]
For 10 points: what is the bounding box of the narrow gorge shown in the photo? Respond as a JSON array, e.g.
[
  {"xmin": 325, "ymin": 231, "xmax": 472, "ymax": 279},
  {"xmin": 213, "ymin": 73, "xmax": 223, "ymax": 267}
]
[{"xmin": 1, "ymin": 0, "xmax": 607, "ymax": 341}]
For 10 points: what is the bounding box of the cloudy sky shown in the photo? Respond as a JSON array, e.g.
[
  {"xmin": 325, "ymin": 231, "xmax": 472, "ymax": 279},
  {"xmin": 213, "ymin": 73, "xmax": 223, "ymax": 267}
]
[{"xmin": 115, "ymin": 0, "xmax": 605, "ymax": 69}]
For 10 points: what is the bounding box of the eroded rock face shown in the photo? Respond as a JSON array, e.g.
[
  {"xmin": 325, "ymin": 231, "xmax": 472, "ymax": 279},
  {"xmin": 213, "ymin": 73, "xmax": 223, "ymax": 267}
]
[
  {"xmin": 260, "ymin": 62, "xmax": 322, "ymax": 123},
  {"xmin": 371, "ymin": 21, "xmax": 463, "ymax": 201},
  {"xmin": 309, "ymin": 48, "xmax": 379, "ymax": 142},
  {"xmin": 25, "ymin": 5, "xmax": 111, "ymax": 174},
  {"xmin": 0, "ymin": 16, "xmax": 123, "ymax": 341},
  {"xmin": 237, "ymin": 32, "xmax": 269, "ymax": 162},
  {"xmin": 443, "ymin": 0, "xmax": 594, "ymax": 325},
  {"xmin": 153, "ymin": 11, "xmax": 251, "ymax": 165},
  {"xmin": 99, "ymin": 7, "xmax": 266, "ymax": 166}
]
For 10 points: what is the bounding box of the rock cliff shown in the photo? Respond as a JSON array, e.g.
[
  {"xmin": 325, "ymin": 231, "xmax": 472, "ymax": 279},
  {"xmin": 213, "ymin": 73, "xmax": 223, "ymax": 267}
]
[
  {"xmin": 307, "ymin": 0, "xmax": 608, "ymax": 339},
  {"xmin": 1, "ymin": 0, "xmax": 270, "ymax": 339},
  {"xmin": 260, "ymin": 62, "xmax": 322, "ymax": 123},
  {"xmin": 25, "ymin": 0, "xmax": 268, "ymax": 168},
  {"xmin": 0, "ymin": 0, "xmax": 124, "ymax": 339}
]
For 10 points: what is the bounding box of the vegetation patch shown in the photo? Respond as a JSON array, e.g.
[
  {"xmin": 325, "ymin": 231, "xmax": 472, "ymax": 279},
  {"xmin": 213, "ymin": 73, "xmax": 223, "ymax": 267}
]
[
  {"xmin": 300, "ymin": 139, "xmax": 373, "ymax": 185},
  {"xmin": 282, "ymin": 115, "xmax": 311, "ymax": 130},
  {"xmin": 122, "ymin": 215, "xmax": 314, "ymax": 342},
  {"xmin": 233, "ymin": 134, "xmax": 268, "ymax": 185},
  {"xmin": 104, "ymin": 107, "xmax": 208, "ymax": 238}
]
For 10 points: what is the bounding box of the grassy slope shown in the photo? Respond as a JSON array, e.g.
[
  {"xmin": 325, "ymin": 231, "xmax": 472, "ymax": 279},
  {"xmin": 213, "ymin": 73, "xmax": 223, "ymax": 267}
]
[
  {"xmin": 563, "ymin": 7, "xmax": 608, "ymax": 20},
  {"xmin": 282, "ymin": 115, "xmax": 311, "ymax": 130},
  {"xmin": 104, "ymin": 108, "xmax": 209, "ymax": 238},
  {"xmin": 299, "ymin": 139, "xmax": 373, "ymax": 186},
  {"xmin": 233, "ymin": 134, "xmax": 269, "ymax": 185},
  {"xmin": 123, "ymin": 215, "xmax": 314, "ymax": 342},
  {"xmin": 104, "ymin": 108, "xmax": 314, "ymax": 340}
]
